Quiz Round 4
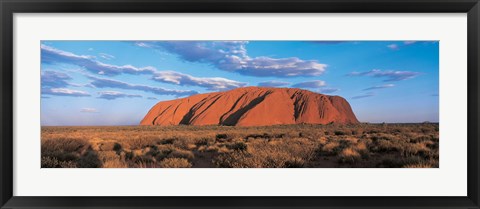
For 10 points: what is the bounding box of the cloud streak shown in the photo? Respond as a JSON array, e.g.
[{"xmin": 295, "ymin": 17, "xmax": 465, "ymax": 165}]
[
  {"xmin": 87, "ymin": 75, "xmax": 197, "ymax": 97},
  {"xmin": 352, "ymin": 92, "xmax": 375, "ymax": 99},
  {"xmin": 292, "ymin": 80, "xmax": 327, "ymax": 88},
  {"xmin": 80, "ymin": 108, "xmax": 98, "ymax": 113},
  {"xmin": 99, "ymin": 53, "xmax": 115, "ymax": 60},
  {"xmin": 41, "ymin": 44, "xmax": 156, "ymax": 76},
  {"xmin": 363, "ymin": 84, "xmax": 395, "ymax": 91},
  {"xmin": 152, "ymin": 71, "xmax": 247, "ymax": 91},
  {"xmin": 41, "ymin": 71, "xmax": 72, "ymax": 88},
  {"xmin": 134, "ymin": 41, "xmax": 328, "ymax": 77},
  {"xmin": 97, "ymin": 91, "xmax": 143, "ymax": 100},
  {"xmin": 387, "ymin": 41, "xmax": 437, "ymax": 50},
  {"xmin": 257, "ymin": 80, "xmax": 291, "ymax": 87},
  {"xmin": 347, "ymin": 69, "xmax": 420, "ymax": 82},
  {"xmin": 387, "ymin": 44, "xmax": 399, "ymax": 50},
  {"xmin": 42, "ymin": 45, "xmax": 247, "ymax": 92},
  {"xmin": 404, "ymin": 41, "xmax": 417, "ymax": 45},
  {"xmin": 318, "ymin": 87, "xmax": 339, "ymax": 94},
  {"xmin": 42, "ymin": 88, "xmax": 91, "ymax": 97}
]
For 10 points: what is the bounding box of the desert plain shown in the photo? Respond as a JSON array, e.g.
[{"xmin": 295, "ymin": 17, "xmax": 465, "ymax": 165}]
[{"xmin": 41, "ymin": 123, "xmax": 439, "ymax": 168}]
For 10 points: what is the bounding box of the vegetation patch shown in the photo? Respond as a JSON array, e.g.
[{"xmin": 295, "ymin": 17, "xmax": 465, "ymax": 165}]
[{"xmin": 41, "ymin": 123, "xmax": 439, "ymax": 168}]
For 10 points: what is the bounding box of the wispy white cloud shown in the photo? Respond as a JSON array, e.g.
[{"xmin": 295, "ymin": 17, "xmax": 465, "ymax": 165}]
[
  {"xmin": 292, "ymin": 80, "xmax": 327, "ymax": 88},
  {"xmin": 352, "ymin": 92, "xmax": 375, "ymax": 99},
  {"xmin": 41, "ymin": 44, "xmax": 156, "ymax": 76},
  {"xmin": 257, "ymin": 80, "xmax": 291, "ymax": 87},
  {"xmin": 387, "ymin": 44, "xmax": 399, "ymax": 50},
  {"xmin": 347, "ymin": 69, "xmax": 420, "ymax": 82},
  {"xmin": 152, "ymin": 71, "xmax": 247, "ymax": 91},
  {"xmin": 98, "ymin": 53, "xmax": 115, "ymax": 60},
  {"xmin": 134, "ymin": 41, "xmax": 328, "ymax": 77},
  {"xmin": 97, "ymin": 91, "xmax": 142, "ymax": 100},
  {"xmin": 41, "ymin": 71, "xmax": 72, "ymax": 88},
  {"xmin": 318, "ymin": 87, "xmax": 339, "ymax": 94},
  {"xmin": 87, "ymin": 75, "xmax": 197, "ymax": 97},
  {"xmin": 135, "ymin": 42, "xmax": 150, "ymax": 48},
  {"xmin": 388, "ymin": 41, "xmax": 434, "ymax": 50},
  {"xmin": 43, "ymin": 45, "xmax": 248, "ymax": 92},
  {"xmin": 363, "ymin": 84, "xmax": 395, "ymax": 91},
  {"xmin": 80, "ymin": 108, "xmax": 98, "ymax": 113},
  {"xmin": 42, "ymin": 88, "xmax": 91, "ymax": 97}
]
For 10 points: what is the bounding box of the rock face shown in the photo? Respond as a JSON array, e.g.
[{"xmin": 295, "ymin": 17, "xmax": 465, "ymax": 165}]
[{"xmin": 140, "ymin": 87, "xmax": 359, "ymax": 126}]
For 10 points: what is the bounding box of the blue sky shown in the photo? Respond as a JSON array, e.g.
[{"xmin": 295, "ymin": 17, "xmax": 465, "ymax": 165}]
[{"xmin": 40, "ymin": 41, "xmax": 439, "ymax": 126}]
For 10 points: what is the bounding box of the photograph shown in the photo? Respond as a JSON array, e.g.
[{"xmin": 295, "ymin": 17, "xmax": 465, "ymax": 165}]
[{"xmin": 40, "ymin": 40, "xmax": 439, "ymax": 168}]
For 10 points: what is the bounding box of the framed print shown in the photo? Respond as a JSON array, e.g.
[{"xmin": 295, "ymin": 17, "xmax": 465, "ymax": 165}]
[{"xmin": 1, "ymin": 0, "xmax": 479, "ymax": 208}]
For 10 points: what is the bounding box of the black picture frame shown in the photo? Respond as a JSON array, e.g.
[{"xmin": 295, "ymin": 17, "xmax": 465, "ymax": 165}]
[{"xmin": 1, "ymin": 0, "xmax": 479, "ymax": 208}]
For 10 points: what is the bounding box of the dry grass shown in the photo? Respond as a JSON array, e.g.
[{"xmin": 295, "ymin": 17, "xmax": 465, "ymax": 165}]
[
  {"xmin": 159, "ymin": 158, "xmax": 192, "ymax": 168},
  {"xmin": 214, "ymin": 138, "xmax": 316, "ymax": 168},
  {"xmin": 41, "ymin": 123, "xmax": 439, "ymax": 168},
  {"xmin": 338, "ymin": 147, "xmax": 361, "ymax": 164}
]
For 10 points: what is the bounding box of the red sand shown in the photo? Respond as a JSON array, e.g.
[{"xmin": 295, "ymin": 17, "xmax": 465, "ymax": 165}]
[{"xmin": 140, "ymin": 87, "xmax": 359, "ymax": 126}]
